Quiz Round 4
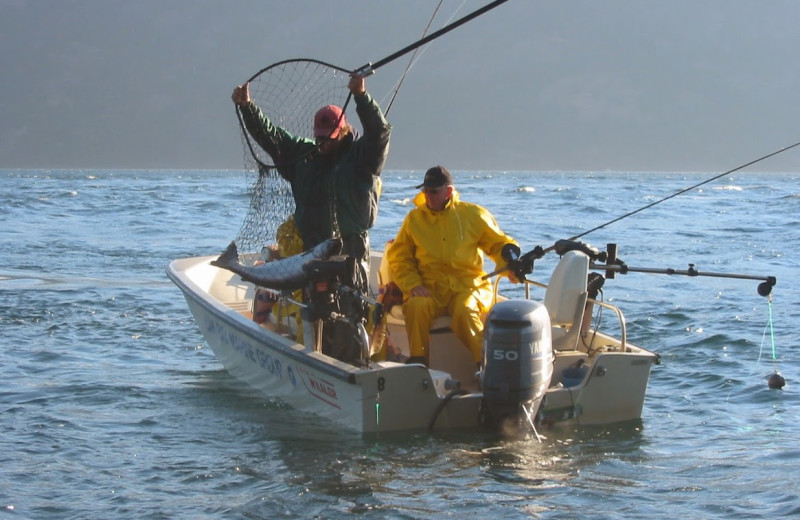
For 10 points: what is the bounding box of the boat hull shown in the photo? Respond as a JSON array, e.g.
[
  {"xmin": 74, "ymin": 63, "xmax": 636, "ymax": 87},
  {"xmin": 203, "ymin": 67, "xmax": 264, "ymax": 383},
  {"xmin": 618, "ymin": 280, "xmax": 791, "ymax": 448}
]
[{"xmin": 167, "ymin": 254, "xmax": 658, "ymax": 433}]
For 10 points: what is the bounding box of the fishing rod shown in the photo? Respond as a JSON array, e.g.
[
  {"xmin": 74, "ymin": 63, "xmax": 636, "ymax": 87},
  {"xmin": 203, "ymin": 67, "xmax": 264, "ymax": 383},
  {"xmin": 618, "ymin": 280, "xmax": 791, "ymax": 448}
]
[
  {"xmin": 569, "ymin": 140, "xmax": 800, "ymax": 243},
  {"xmin": 490, "ymin": 141, "xmax": 799, "ymax": 291}
]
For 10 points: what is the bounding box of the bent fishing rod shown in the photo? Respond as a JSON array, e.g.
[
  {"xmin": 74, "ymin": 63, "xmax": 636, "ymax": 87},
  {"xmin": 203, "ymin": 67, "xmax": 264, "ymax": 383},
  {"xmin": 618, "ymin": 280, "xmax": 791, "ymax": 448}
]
[
  {"xmin": 565, "ymin": 140, "xmax": 800, "ymax": 245},
  {"xmin": 489, "ymin": 141, "xmax": 800, "ymax": 295}
]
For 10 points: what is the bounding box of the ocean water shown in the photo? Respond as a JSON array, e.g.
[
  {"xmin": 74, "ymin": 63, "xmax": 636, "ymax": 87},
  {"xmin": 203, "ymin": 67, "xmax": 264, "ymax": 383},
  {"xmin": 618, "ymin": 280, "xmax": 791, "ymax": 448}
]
[{"xmin": 1, "ymin": 168, "xmax": 798, "ymax": 519}]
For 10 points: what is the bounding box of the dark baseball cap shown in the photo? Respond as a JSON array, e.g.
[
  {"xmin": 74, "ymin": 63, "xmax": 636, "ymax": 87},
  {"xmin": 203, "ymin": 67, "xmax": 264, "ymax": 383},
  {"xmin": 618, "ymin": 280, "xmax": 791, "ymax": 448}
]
[{"xmin": 415, "ymin": 165, "xmax": 454, "ymax": 189}]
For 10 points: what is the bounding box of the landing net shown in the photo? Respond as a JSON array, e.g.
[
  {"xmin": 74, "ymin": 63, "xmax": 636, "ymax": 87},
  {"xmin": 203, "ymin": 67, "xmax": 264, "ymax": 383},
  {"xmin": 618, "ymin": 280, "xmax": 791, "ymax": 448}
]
[{"xmin": 233, "ymin": 59, "xmax": 352, "ymax": 259}]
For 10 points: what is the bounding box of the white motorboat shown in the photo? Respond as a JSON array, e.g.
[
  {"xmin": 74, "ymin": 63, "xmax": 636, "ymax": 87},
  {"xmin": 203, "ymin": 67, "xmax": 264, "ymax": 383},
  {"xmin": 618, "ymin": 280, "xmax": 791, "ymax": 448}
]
[
  {"xmin": 167, "ymin": 240, "xmax": 660, "ymax": 434},
  {"xmin": 174, "ymin": 0, "xmax": 784, "ymax": 435}
]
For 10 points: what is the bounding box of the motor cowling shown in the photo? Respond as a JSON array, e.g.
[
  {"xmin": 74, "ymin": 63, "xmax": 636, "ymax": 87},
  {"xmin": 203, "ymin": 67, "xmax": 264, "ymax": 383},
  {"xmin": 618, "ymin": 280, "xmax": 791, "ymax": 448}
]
[{"xmin": 481, "ymin": 300, "xmax": 554, "ymax": 429}]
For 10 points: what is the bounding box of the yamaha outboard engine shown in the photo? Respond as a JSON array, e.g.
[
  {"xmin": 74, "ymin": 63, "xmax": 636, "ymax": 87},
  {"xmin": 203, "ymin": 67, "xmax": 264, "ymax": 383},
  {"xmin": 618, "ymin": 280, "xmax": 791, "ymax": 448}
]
[{"xmin": 481, "ymin": 299, "xmax": 554, "ymax": 432}]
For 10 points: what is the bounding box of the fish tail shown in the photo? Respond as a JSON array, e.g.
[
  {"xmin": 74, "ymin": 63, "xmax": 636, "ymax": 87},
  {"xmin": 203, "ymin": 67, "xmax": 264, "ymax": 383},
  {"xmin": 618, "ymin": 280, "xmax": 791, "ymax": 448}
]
[{"xmin": 211, "ymin": 241, "xmax": 239, "ymax": 268}]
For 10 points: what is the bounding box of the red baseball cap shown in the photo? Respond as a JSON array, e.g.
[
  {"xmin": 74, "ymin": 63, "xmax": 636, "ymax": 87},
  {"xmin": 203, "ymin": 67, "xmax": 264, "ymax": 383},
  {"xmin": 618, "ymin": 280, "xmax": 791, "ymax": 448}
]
[{"xmin": 313, "ymin": 105, "xmax": 347, "ymax": 138}]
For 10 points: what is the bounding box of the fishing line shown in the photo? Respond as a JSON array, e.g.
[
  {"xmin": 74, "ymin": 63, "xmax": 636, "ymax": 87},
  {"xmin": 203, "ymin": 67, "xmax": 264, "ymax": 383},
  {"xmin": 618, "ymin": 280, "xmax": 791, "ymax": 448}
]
[
  {"xmin": 757, "ymin": 294, "xmax": 785, "ymax": 388},
  {"xmin": 757, "ymin": 295, "xmax": 777, "ymax": 365},
  {"xmin": 361, "ymin": 0, "xmax": 510, "ymax": 75},
  {"xmin": 381, "ymin": 0, "xmax": 473, "ymax": 114},
  {"xmin": 768, "ymin": 298, "xmax": 777, "ymax": 363},
  {"xmin": 383, "ymin": 0, "xmax": 445, "ymax": 116}
]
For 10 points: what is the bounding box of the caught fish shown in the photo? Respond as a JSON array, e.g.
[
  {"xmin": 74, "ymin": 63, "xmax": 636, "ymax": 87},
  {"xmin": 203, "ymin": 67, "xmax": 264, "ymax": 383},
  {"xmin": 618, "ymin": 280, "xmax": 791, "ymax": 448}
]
[{"xmin": 211, "ymin": 238, "xmax": 342, "ymax": 290}]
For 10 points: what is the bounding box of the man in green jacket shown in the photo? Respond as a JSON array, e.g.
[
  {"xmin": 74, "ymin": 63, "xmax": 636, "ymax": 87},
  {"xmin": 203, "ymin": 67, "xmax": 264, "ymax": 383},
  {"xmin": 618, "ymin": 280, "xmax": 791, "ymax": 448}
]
[{"xmin": 231, "ymin": 74, "xmax": 391, "ymax": 286}]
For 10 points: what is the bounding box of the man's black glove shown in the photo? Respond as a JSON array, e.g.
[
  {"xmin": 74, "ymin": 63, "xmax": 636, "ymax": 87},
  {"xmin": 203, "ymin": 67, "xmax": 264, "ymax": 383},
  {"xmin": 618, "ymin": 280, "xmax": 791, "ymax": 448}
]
[
  {"xmin": 501, "ymin": 243, "xmax": 530, "ymax": 282},
  {"xmin": 501, "ymin": 243, "xmax": 521, "ymax": 263}
]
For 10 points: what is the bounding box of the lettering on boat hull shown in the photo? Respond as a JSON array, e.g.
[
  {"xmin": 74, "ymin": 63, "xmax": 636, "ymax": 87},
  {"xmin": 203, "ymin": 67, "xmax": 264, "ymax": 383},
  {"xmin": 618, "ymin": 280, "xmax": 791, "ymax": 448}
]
[{"xmin": 298, "ymin": 367, "xmax": 341, "ymax": 409}]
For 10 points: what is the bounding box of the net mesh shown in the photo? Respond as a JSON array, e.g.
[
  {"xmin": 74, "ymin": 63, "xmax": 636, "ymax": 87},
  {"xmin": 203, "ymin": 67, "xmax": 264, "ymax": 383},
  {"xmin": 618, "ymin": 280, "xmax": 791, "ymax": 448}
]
[{"xmin": 233, "ymin": 59, "xmax": 353, "ymax": 259}]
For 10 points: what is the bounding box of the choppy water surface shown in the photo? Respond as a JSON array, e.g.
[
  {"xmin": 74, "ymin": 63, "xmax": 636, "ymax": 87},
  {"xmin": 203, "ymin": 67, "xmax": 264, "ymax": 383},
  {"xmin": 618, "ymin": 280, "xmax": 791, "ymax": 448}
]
[{"xmin": 1, "ymin": 169, "xmax": 798, "ymax": 518}]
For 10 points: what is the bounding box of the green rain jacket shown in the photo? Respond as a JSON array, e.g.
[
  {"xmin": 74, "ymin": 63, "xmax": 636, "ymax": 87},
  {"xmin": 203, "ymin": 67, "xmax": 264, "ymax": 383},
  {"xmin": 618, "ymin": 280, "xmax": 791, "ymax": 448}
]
[{"xmin": 239, "ymin": 92, "xmax": 391, "ymax": 248}]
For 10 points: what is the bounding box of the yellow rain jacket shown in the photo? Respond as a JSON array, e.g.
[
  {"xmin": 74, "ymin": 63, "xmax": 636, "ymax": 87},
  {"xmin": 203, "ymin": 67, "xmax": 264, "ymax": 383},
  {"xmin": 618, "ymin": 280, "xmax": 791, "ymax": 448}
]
[{"xmin": 386, "ymin": 190, "xmax": 518, "ymax": 361}]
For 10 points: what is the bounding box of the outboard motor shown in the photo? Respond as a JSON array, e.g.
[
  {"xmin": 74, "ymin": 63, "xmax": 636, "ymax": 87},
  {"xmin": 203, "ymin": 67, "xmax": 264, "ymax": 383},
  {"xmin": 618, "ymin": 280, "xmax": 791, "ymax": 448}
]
[{"xmin": 481, "ymin": 299, "xmax": 554, "ymax": 432}]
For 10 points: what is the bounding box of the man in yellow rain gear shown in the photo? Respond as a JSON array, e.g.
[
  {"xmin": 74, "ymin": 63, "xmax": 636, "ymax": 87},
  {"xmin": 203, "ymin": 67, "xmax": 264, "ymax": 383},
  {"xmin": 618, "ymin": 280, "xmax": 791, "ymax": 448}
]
[
  {"xmin": 276, "ymin": 216, "xmax": 305, "ymax": 340},
  {"xmin": 386, "ymin": 165, "xmax": 524, "ymax": 367},
  {"xmin": 252, "ymin": 216, "xmax": 305, "ymax": 339}
]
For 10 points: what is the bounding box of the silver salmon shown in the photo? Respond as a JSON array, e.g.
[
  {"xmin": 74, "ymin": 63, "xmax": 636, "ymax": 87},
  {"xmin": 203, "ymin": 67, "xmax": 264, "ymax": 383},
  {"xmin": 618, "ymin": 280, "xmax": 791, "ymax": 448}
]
[{"xmin": 211, "ymin": 238, "xmax": 342, "ymax": 290}]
